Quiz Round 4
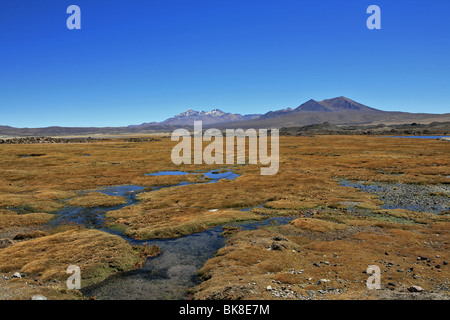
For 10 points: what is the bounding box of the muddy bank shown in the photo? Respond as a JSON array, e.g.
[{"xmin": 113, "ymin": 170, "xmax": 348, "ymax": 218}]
[{"xmin": 340, "ymin": 180, "xmax": 450, "ymax": 214}]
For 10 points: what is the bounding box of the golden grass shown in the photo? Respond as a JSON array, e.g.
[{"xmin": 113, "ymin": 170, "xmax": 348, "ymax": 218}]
[
  {"xmin": 193, "ymin": 217, "xmax": 450, "ymax": 300},
  {"xmin": 290, "ymin": 218, "xmax": 347, "ymax": 232},
  {"xmin": 0, "ymin": 135, "xmax": 448, "ymax": 299},
  {"xmin": 0, "ymin": 212, "xmax": 54, "ymax": 230},
  {"xmin": 0, "ymin": 229, "xmax": 144, "ymax": 286},
  {"xmin": 66, "ymin": 192, "xmax": 126, "ymax": 207},
  {"xmin": 107, "ymin": 208, "xmax": 265, "ymax": 239}
]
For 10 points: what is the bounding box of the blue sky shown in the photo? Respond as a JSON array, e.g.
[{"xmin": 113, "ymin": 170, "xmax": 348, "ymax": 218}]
[{"xmin": 0, "ymin": 0, "xmax": 449, "ymax": 127}]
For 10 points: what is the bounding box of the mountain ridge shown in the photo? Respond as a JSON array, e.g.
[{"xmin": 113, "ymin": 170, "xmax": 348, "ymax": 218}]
[{"xmin": 2, "ymin": 96, "xmax": 450, "ymax": 136}]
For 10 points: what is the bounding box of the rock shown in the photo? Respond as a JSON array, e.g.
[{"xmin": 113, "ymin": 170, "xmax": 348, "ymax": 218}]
[
  {"xmin": 31, "ymin": 295, "xmax": 48, "ymax": 300},
  {"xmin": 270, "ymin": 242, "xmax": 282, "ymax": 251},
  {"xmin": 266, "ymin": 286, "xmax": 272, "ymax": 291},
  {"xmin": 0, "ymin": 239, "xmax": 14, "ymax": 249},
  {"xmin": 12, "ymin": 272, "xmax": 22, "ymax": 278},
  {"xmin": 417, "ymin": 256, "xmax": 427, "ymax": 261},
  {"xmin": 408, "ymin": 286, "xmax": 424, "ymax": 293}
]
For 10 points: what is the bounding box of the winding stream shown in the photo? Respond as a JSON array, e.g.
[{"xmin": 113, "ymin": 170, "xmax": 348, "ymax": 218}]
[{"xmin": 47, "ymin": 169, "xmax": 292, "ymax": 300}]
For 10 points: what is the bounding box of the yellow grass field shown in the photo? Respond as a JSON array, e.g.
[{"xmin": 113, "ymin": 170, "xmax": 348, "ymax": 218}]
[{"xmin": 0, "ymin": 135, "xmax": 448, "ymax": 299}]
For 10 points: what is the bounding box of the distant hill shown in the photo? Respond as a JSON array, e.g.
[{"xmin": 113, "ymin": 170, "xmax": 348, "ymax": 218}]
[
  {"xmin": 260, "ymin": 96, "xmax": 381, "ymax": 119},
  {"xmin": 1, "ymin": 97, "xmax": 450, "ymax": 137},
  {"xmin": 213, "ymin": 97, "xmax": 450, "ymax": 129},
  {"xmin": 280, "ymin": 121, "xmax": 450, "ymax": 136}
]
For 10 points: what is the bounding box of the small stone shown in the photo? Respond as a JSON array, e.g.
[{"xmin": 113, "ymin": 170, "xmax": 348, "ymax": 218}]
[
  {"xmin": 408, "ymin": 286, "xmax": 424, "ymax": 293},
  {"xmin": 266, "ymin": 285, "xmax": 272, "ymax": 291},
  {"xmin": 31, "ymin": 295, "xmax": 48, "ymax": 300},
  {"xmin": 387, "ymin": 282, "xmax": 396, "ymax": 287},
  {"xmin": 12, "ymin": 272, "xmax": 21, "ymax": 278},
  {"xmin": 270, "ymin": 243, "xmax": 282, "ymax": 251}
]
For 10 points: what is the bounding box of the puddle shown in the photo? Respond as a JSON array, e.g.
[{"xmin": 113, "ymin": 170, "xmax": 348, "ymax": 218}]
[
  {"xmin": 47, "ymin": 185, "xmax": 145, "ymax": 228},
  {"xmin": 240, "ymin": 203, "xmax": 265, "ymax": 212},
  {"xmin": 18, "ymin": 154, "xmax": 45, "ymax": 158},
  {"xmin": 145, "ymin": 169, "xmax": 240, "ymax": 183}
]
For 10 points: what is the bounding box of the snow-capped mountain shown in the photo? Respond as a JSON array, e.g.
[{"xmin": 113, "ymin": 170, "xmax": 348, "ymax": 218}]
[{"xmin": 160, "ymin": 108, "xmax": 261, "ymax": 125}]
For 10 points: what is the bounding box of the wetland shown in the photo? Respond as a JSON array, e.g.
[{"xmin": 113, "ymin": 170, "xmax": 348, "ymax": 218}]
[{"xmin": 0, "ymin": 135, "xmax": 448, "ymax": 300}]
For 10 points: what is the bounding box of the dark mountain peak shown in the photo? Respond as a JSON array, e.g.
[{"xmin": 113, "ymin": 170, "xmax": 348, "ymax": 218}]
[
  {"xmin": 318, "ymin": 96, "xmax": 378, "ymax": 112},
  {"xmin": 295, "ymin": 99, "xmax": 331, "ymax": 112}
]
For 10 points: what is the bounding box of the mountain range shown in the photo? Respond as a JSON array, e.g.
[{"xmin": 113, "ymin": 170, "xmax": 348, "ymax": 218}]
[
  {"xmin": 1, "ymin": 96, "xmax": 449, "ymax": 137},
  {"xmin": 129, "ymin": 108, "xmax": 261, "ymax": 127}
]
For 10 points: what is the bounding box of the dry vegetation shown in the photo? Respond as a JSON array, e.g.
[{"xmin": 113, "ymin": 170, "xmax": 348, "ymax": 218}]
[
  {"xmin": 0, "ymin": 228, "xmax": 146, "ymax": 299},
  {"xmin": 66, "ymin": 192, "xmax": 126, "ymax": 207},
  {"xmin": 192, "ymin": 218, "xmax": 449, "ymax": 300},
  {"xmin": 0, "ymin": 135, "xmax": 448, "ymax": 299}
]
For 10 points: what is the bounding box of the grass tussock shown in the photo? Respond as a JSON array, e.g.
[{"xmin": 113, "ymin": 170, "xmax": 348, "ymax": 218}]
[
  {"xmin": 0, "ymin": 212, "xmax": 54, "ymax": 230},
  {"xmin": 109, "ymin": 208, "xmax": 265, "ymax": 239},
  {"xmin": 0, "ymin": 229, "xmax": 144, "ymax": 287},
  {"xmin": 66, "ymin": 192, "xmax": 126, "ymax": 207},
  {"xmin": 290, "ymin": 218, "xmax": 348, "ymax": 232}
]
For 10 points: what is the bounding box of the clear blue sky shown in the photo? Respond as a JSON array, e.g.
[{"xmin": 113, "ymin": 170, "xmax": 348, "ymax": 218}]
[{"xmin": 1, "ymin": 0, "xmax": 449, "ymax": 127}]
